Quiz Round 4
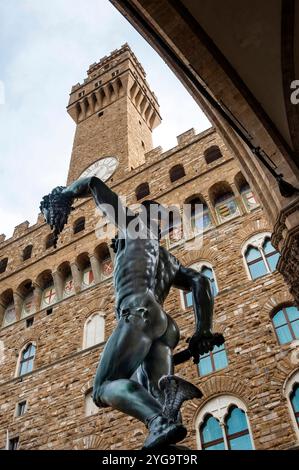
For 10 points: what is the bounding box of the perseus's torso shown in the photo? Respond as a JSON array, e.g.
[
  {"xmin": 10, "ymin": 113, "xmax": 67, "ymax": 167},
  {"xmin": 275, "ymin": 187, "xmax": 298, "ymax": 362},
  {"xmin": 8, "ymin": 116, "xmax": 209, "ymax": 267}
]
[
  {"xmin": 113, "ymin": 236, "xmax": 160, "ymax": 310},
  {"xmin": 113, "ymin": 234, "xmax": 181, "ymax": 312}
]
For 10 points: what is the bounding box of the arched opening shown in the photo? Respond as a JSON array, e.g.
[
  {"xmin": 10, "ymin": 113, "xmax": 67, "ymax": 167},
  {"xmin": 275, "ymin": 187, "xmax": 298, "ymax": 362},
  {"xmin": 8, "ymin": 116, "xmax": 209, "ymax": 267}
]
[
  {"xmin": 185, "ymin": 195, "xmax": 213, "ymax": 232},
  {"xmin": 196, "ymin": 396, "xmax": 254, "ymax": 450},
  {"xmin": 22, "ymin": 245, "xmax": 33, "ymax": 261},
  {"xmin": 200, "ymin": 414, "xmax": 225, "ymax": 450},
  {"xmin": 169, "ymin": 164, "xmax": 185, "ymax": 183},
  {"xmin": 57, "ymin": 261, "xmax": 75, "ymax": 299},
  {"xmin": 235, "ymin": 172, "xmax": 258, "ymax": 211},
  {"xmin": 18, "ymin": 343, "xmax": 36, "ymax": 377},
  {"xmin": 243, "ymin": 233, "xmax": 280, "ymax": 280},
  {"xmin": 37, "ymin": 270, "xmax": 56, "ymax": 309},
  {"xmin": 77, "ymin": 253, "xmax": 94, "ymax": 289},
  {"xmin": 95, "ymin": 244, "xmax": 113, "ymax": 279},
  {"xmin": 73, "ymin": 217, "xmax": 85, "ymax": 234},
  {"xmin": 18, "ymin": 280, "xmax": 35, "ymax": 318},
  {"xmin": 204, "ymin": 145, "xmax": 222, "ymax": 164},
  {"xmin": 83, "ymin": 313, "xmax": 105, "ymax": 349},
  {"xmin": 209, "ymin": 182, "xmax": 239, "ymax": 223},
  {"xmin": 45, "ymin": 233, "xmax": 56, "ymax": 250},
  {"xmin": 0, "ymin": 288, "xmax": 16, "ymax": 327},
  {"xmin": 271, "ymin": 304, "xmax": 299, "ymax": 345},
  {"xmin": 0, "ymin": 257, "xmax": 8, "ymax": 274},
  {"xmin": 135, "ymin": 182, "xmax": 150, "ymax": 201}
]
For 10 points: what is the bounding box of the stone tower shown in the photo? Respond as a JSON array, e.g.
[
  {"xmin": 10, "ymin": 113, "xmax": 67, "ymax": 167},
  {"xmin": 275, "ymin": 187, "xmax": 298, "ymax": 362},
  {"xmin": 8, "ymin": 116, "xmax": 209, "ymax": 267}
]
[{"xmin": 66, "ymin": 43, "xmax": 161, "ymax": 184}]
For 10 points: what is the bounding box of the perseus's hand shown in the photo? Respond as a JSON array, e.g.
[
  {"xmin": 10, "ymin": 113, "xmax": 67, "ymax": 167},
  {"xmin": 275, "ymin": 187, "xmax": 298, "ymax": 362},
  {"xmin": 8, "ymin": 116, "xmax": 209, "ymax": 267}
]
[
  {"xmin": 187, "ymin": 331, "xmax": 225, "ymax": 364},
  {"xmin": 40, "ymin": 186, "xmax": 74, "ymax": 247}
]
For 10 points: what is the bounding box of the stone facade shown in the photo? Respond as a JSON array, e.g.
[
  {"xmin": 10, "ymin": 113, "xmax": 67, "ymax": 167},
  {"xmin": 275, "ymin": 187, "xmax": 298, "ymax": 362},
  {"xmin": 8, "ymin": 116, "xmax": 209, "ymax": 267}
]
[{"xmin": 0, "ymin": 45, "xmax": 298, "ymax": 451}]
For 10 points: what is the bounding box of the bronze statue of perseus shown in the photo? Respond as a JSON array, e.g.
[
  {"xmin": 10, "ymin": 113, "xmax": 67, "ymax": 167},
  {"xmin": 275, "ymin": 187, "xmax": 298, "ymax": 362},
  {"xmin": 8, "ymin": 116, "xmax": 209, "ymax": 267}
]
[{"xmin": 40, "ymin": 175, "xmax": 224, "ymax": 449}]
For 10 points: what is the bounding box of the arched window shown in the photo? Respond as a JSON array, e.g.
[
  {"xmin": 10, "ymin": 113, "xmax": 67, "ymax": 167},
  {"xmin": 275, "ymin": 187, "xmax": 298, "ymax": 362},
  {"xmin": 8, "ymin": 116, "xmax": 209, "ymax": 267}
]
[
  {"xmin": 57, "ymin": 262, "xmax": 75, "ymax": 299},
  {"xmin": 204, "ymin": 146, "xmax": 222, "ymax": 164},
  {"xmin": 95, "ymin": 244, "xmax": 113, "ymax": 280},
  {"xmin": 200, "ymin": 415, "xmax": 225, "ymax": 450},
  {"xmin": 198, "ymin": 344, "xmax": 228, "ymax": 376},
  {"xmin": 225, "ymin": 406, "xmax": 253, "ymax": 450},
  {"xmin": 18, "ymin": 281, "xmax": 35, "ymax": 318},
  {"xmin": 290, "ymin": 384, "xmax": 299, "ymax": 428},
  {"xmin": 169, "ymin": 164, "xmax": 185, "ymax": 183},
  {"xmin": 2, "ymin": 303, "xmax": 17, "ymax": 327},
  {"xmin": 209, "ymin": 182, "xmax": 239, "ymax": 224},
  {"xmin": 283, "ymin": 371, "xmax": 299, "ymax": 438},
  {"xmin": 82, "ymin": 267, "xmax": 94, "ymax": 288},
  {"xmin": 215, "ymin": 192, "xmax": 238, "ymax": 222},
  {"xmin": 22, "ymin": 245, "xmax": 33, "ymax": 261},
  {"xmin": 272, "ymin": 305, "xmax": 299, "ymax": 345},
  {"xmin": 234, "ymin": 172, "xmax": 258, "ymax": 211},
  {"xmin": 21, "ymin": 292, "xmax": 35, "ymax": 318},
  {"xmin": 240, "ymin": 184, "xmax": 258, "ymax": 210},
  {"xmin": 84, "ymin": 389, "xmax": 98, "ymax": 417},
  {"xmin": 183, "ymin": 263, "xmax": 218, "ymax": 308},
  {"xmin": 101, "ymin": 257, "xmax": 113, "ymax": 278},
  {"xmin": 83, "ymin": 313, "xmax": 105, "ymax": 349},
  {"xmin": 163, "ymin": 208, "xmax": 183, "ymax": 246},
  {"xmin": 73, "ymin": 217, "xmax": 85, "ymax": 234},
  {"xmin": 38, "ymin": 271, "xmax": 57, "ymax": 309},
  {"xmin": 185, "ymin": 196, "xmax": 213, "ymax": 233},
  {"xmin": 263, "ymin": 238, "xmax": 280, "ymax": 272},
  {"xmin": 196, "ymin": 396, "xmax": 254, "ymax": 450},
  {"xmin": 136, "ymin": 182, "xmax": 150, "ymax": 201},
  {"xmin": 1, "ymin": 289, "xmax": 16, "ymax": 327},
  {"xmin": 45, "ymin": 233, "xmax": 56, "ymax": 250},
  {"xmin": 243, "ymin": 233, "xmax": 280, "ymax": 280},
  {"xmin": 18, "ymin": 343, "xmax": 36, "ymax": 376},
  {"xmin": 0, "ymin": 258, "xmax": 8, "ymax": 274},
  {"xmin": 77, "ymin": 253, "xmax": 94, "ymax": 289},
  {"xmin": 64, "ymin": 275, "xmax": 75, "ymax": 298},
  {"xmin": 201, "ymin": 266, "xmax": 218, "ymax": 297}
]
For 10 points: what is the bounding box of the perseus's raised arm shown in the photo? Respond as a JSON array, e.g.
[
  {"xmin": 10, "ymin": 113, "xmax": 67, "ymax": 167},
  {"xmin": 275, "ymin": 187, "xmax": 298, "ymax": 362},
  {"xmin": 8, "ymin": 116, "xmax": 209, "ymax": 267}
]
[
  {"xmin": 40, "ymin": 176, "xmax": 135, "ymax": 246},
  {"xmin": 63, "ymin": 176, "xmax": 134, "ymax": 232}
]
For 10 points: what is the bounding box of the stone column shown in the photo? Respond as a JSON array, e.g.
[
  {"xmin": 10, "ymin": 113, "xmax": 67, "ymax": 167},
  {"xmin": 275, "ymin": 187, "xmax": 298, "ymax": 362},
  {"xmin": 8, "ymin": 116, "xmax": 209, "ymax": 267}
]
[
  {"xmin": 231, "ymin": 182, "xmax": 247, "ymax": 215},
  {"xmin": 205, "ymin": 196, "xmax": 217, "ymax": 227},
  {"xmin": 0, "ymin": 300, "xmax": 6, "ymax": 325},
  {"xmin": 13, "ymin": 291, "xmax": 23, "ymax": 321},
  {"xmin": 32, "ymin": 281, "xmax": 43, "ymax": 312},
  {"xmin": 52, "ymin": 271, "xmax": 64, "ymax": 302},
  {"xmin": 70, "ymin": 262, "xmax": 82, "ymax": 294},
  {"xmin": 89, "ymin": 255, "xmax": 102, "ymax": 283}
]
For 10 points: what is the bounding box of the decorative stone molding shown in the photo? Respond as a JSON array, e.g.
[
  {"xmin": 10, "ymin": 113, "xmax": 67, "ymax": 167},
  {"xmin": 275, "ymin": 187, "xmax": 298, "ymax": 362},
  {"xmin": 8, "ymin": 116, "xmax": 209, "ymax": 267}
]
[
  {"xmin": 272, "ymin": 198, "xmax": 299, "ymax": 305},
  {"xmin": 81, "ymin": 380, "xmax": 93, "ymax": 394},
  {"xmin": 74, "ymin": 434, "xmax": 109, "ymax": 450},
  {"xmin": 15, "ymin": 334, "xmax": 38, "ymax": 352},
  {"xmin": 179, "ymin": 247, "xmax": 220, "ymax": 266},
  {"xmin": 267, "ymin": 349, "xmax": 299, "ymax": 394},
  {"xmin": 238, "ymin": 221, "xmax": 271, "ymax": 247},
  {"xmin": 262, "ymin": 291, "xmax": 294, "ymax": 317}
]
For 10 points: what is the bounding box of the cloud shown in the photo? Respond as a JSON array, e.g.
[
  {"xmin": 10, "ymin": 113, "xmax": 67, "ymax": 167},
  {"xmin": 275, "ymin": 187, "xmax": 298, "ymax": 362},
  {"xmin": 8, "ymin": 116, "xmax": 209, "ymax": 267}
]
[{"xmin": 0, "ymin": 0, "xmax": 210, "ymax": 239}]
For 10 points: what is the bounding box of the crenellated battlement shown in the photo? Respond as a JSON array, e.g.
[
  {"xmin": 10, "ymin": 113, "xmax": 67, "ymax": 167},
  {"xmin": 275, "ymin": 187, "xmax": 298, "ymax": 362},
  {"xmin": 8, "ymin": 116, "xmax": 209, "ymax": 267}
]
[
  {"xmin": 86, "ymin": 43, "xmax": 146, "ymax": 79},
  {"xmin": 67, "ymin": 43, "xmax": 160, "ymax": 133}
]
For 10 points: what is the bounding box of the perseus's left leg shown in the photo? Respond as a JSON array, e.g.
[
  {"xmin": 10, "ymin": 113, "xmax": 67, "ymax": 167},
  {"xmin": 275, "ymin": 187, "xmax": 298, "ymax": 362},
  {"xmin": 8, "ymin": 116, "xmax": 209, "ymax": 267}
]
[
  {"xmin": 137, "ymin": 314, "xmax": 202, "ymax": 423},
  {"xmin": 137, "ymin": 314, "xmax": 180, "ymax": 401}
]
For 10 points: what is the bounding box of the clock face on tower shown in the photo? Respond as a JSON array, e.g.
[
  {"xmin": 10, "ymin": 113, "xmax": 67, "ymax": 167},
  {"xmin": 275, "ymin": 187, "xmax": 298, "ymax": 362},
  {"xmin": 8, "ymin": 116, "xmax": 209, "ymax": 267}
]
[{"xmin": 79, "ymin": 157, "xmax": 118, "ymax": 182}]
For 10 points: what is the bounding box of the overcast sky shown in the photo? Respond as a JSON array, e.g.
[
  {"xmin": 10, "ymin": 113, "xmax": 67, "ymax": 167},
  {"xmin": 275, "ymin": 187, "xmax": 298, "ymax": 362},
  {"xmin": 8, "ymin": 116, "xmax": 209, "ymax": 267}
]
[{"xmin": 0, "ymin": 0, "xmax": 210, "ymax": 238}]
